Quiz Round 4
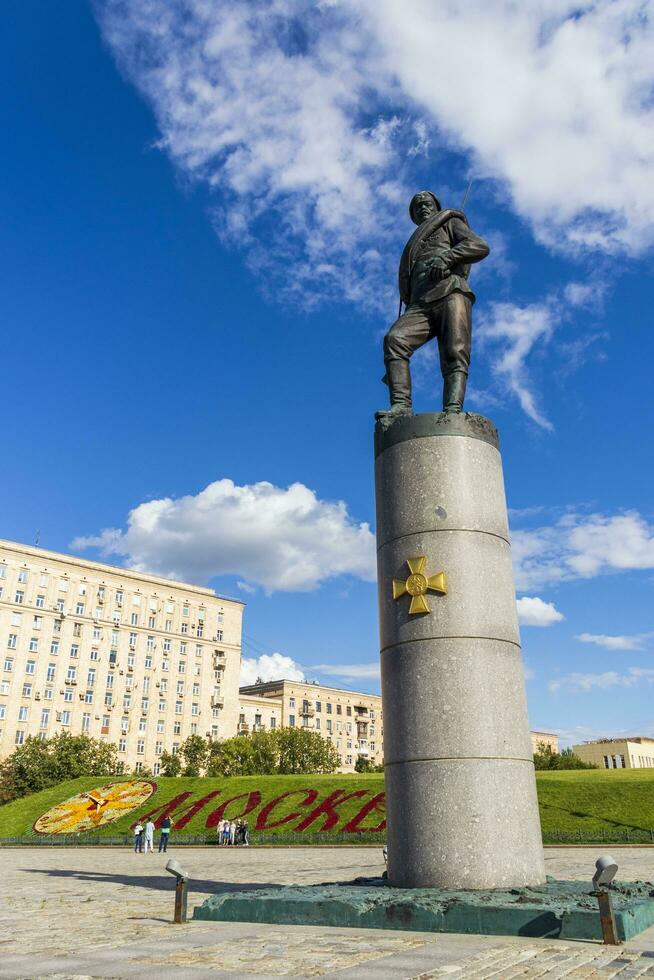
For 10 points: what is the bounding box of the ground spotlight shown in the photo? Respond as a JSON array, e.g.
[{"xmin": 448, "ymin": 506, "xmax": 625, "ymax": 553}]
[
  {"xmin": 592, "ymin": 855, "xmax": 620, "ymax": 946},
  {"xmin": 166, "ymin": 858, "xmax": 191, "ymax": 923}
]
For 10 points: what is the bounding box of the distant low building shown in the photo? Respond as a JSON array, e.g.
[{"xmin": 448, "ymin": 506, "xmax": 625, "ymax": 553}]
[
  {"xmin": 572, "ymin": 737, "xmax": 654, "ymax": 769},
  {"xmin": 530, "ymin": 731, "xmax": 559, "ymax": 754}
]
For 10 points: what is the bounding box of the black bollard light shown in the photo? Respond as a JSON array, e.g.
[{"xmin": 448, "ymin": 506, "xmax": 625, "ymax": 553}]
[
  {"xmin": 592, "ymin": 855, "xmax": 620, "ymax": 945},
  {"xmin": 165, "ymin": 858, "xmax": 190, "ymax": 924}
]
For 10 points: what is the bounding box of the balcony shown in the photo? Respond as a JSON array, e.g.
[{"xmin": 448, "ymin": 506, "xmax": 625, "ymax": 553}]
[
  {"xmin": 211, "ymin": 695, "xmax": 224, "ymax": 708},
  {"xmin": 252, "ymin": 722, "xmax": 265, "ymax": 732},
  {"xmin": 356, "ymin": 721, "xmax": 369, "ymax": 736},
  {"xmin": 300, "ymin": 704, "xmax": 315, "ymax": 717},
  {"xmin": 237, "ymin": 721, "xmax": 250, "ymax": 734}
]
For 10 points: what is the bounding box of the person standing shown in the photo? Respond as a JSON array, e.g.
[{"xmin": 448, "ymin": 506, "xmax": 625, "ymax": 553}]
[
  {"xmin": 133, "ymin": 821, "xmax": 144, "ymax": 854},
  {"xmin": 143, "ymin": 819, "xmax": 155, "ymax": 854},
  {"xmin": 242, "ymin": 818, "xmax": 249, "ymax": 847},
  {"xmin": 158, "ymin": 815, "xmax": 173, "ymax": 852}
]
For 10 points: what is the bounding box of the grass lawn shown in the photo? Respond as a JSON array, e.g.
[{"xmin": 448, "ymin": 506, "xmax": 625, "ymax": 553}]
[{"xmin": 2, "ymin": 769, "xmax": 654, "ymax": 843}]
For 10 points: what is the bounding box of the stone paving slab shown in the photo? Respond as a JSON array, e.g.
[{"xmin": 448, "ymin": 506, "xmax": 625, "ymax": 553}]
[{"xmin": 3, "ymin": 846, "xmax": 654, "ymax": 978}]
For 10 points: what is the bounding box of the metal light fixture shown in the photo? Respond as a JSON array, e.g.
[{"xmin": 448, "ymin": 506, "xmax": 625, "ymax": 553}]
[
  {"xmin": 166, "ymin": 858, "xmax": 190, "ymax": 923},
  {"xmin": 592, "ymin": 855, "xmax": 620, "ymax": 946}
]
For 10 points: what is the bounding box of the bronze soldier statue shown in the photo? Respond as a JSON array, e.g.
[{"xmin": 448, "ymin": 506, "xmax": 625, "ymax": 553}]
[{"xmin": 376, "ymin": 191, "xmax": 490, "ymax": 425}]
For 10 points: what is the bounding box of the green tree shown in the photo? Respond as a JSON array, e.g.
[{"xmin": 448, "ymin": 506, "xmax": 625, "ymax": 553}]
[
  {"xmin": 533, "ymin": 743, "xmax": 597, "ymax": 770},
  {"xmin": 207, "ymin": 736, "xmax": 256, "ymax": 776},
  {"xmin": 158, "ymin": 750, "xmax": 182, "ymax": 777},
  {"xmin": 354, "ymin": 756, "xmax": 384, "ymax": 773},
  {"xmin": 0, "ymin": 732, "xmax": 118, "ymax": 804},
  {"xmin": 274, "ymin": 727, "xmax": 341, "ymax": 774},
  {"xmin": 179, "ymin": 735, "xmax": 209, "ymax": 776}
]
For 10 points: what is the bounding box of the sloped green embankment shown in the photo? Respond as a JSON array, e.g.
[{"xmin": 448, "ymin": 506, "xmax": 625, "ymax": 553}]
[{"xmin": 2, "ymin": 769, "xmax": 654, "ymax": 843}]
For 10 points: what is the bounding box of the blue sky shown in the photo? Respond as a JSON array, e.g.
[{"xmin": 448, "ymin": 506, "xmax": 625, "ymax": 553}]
[{"xmin": 2, "ymin": 1, "xmax": 654, "ymax": 745}]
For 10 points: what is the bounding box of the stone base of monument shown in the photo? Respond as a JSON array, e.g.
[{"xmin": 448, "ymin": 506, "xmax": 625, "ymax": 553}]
[{"xmin": 193, "ymin": 877, "xmax": 654, "ymax": 941}]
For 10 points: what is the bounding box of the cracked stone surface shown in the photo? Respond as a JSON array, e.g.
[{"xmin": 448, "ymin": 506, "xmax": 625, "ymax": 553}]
[{"xmin": 3, "ymin": 846, "xmax": 654, "ymax": 978}]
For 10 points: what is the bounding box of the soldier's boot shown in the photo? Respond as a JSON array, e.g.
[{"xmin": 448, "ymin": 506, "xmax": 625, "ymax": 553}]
[
  {"xmin": 375, "ymin": 360, "xmax": 413, "ymax": 423},
  {"xmin": 443, "ymin": 370, "xmax": 467, "ymax": 414}
]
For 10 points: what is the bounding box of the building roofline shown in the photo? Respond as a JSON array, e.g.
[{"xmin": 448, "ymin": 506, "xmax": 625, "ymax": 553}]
[
  {"xmin": 239, "ymin": 678, "xmax": 381, "ymax": 699},
  {"xmin": 0, "ymin": 538, "xmax": 246, "ymax": 605}
]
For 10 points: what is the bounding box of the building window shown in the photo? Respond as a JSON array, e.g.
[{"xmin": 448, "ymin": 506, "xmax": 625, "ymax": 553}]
[
  {"xmin": 15, "ymin": 731, "xmax": 25, "ymax": 746},
  {"xmin": 192, "ymin": 702, "xmax": 199, "ymax": 715},
  {"xmin": 346, "ymin": 706, "xmax": 352, "ymax": 716},
  {"xmin": 4, "ymin": 658, "xmax": 14, "ymax": 672},
  {"xmin": 84, "ymin": 690, "xmax": 93, "ymax": 704},
  {"xmin": 15, "ymin": 590, "xmax": 24, "ymax": 604},
  {"xmin": 159, "ymin": 699, "xmax": 166, "ymax": 712},
  {"xmin": 25, "ymin": 660, "xmax": 36, "ymax": 675},
  {"xmin": 178, "ymin": 661, "xmax": 185, "ymax": 674},
  {"xmin": 162, "ymin": 659, "xmax": 169, "ymax": 671},
  {"xmin": 326, "ymin": 703, "xmax": 332, "ymax": 714},
  {"xmin": 7, "ymin": 634, "xmax": 17, "ymax": 649},
  {"xmin": 157, "ymin": 720, "xmax": 164, "ymax": 733},
  {"xmin": 46, "ymin": 663, "xmax": 56, "ymax": 681},
  {"xmin": 148, "ymin": 616, "xmax": 156, "ymax": 629},
  {"xmin": 11, "ymin": 612, "xmax": 22, "ymax": 626},
  {"xmin": 289, "ymin": 714, "xmax": 296, "ymax": 727},
  {"xmin": 147, "ymin": 636, "xmax": 154, "ymax": 652},
  {"xmin": 336, "ymin": 704, "xmax": 342, "ymax": 715},
  {"xmin": 130, "ymin": 613, "xmax": 138, "ymax": 626},
  {"xmin": 70, "ymin": 645, "xmax": 79, "ymax": 659},
  {"xmin": 181, "ymin": 623, "xmax": 188, "ymax": 635},
  {"xmin": 61, "ymin": 710, "xmax": 71, "ymax": 725},
  {"xmin": 137, "ymin": 739, "xmax": 145, "ymax": 754},
  {"xmin": 175, "ymin": 700, "xmax": 183, "ymax": 715},
  {"xmin": 153, "ymin": 763, "xmax": 161, "ymax": 776},
  {"xmin": 18, "ymin": 706, "xmax": 29, "ymax": 722},
  {"xmin": 195, "ymin": 644, "xmax": 203, "ymax": 657},
  {"xmin": 67, "ymin": 666, "xmax": 77, "ymax": 681},
  {"xmin": 18, "ymin": 569, "xmax": 29, "ymax": 583},
  {"xmin": 216, "ymin": 629, "xmax": 223, "ymax": 642},
  {"xmin": 75, "ymin": 603, "xmax": 85, "ymax": 616},
  {"xmin": 315, "ymin": 701, "xmax": 321, "ymax": 712},
  {"xmin": 82, "ymin": 713, "xmax": 91, "ymax": 732},
  {"xmin": 40, "ymin": 709, "xmax": 50, "ymax": 729},
  {"xmin": 50, "ymin": 640, "xmax": 59, "ymax": 656},
  {"xmin": 144, "ymin": 656, "xmax": 152, "ymax": 669},
  {"xmin": 118, "ymin": 738, "xmax": 127, "ymax": 752},
  {"xmin": 289, "ymin": 697, "xmax": 295, "ymax": 708},
  {"xmin": 90, "ymin": 648, "xmax": 99, "ymax": 661},
  {"xmin": 315, "ymin": 717, "xmax": 321, "ymax": 730},
  {"xmin": 173, "ymin": 721, "xmax": 181, "ymax": 735},
  {"xmin": 35, "ymin": 594, "xmax": 45, "ymax": 608},
  {"xmin": 326, "ymin": 719, "xmax": 332, "ymax": 733}
]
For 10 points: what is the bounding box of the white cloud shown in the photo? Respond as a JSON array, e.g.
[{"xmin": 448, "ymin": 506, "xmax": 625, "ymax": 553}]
[
  {"xmin": 517, "ymin": 596, "xmax": 564, "ymax": 627},
  {"xmin": 95, "ymin": 0, "xmax": 654, "ymax": 308},
  {"xmin": 549, "ymin": 667, "xmax": 654, "ymax": 693},
  {"xmin": 72, "ymin": 478, "xmax": 375, "ymax": 593},
  {"xmin": 477, "ymin": 302, "xmax": 557, "ymax": 430},
  {"xmin": 365, "ymin": 0, "xmax": 654, "ymax": 254},
  {"xmin": 313, "ymin": 662, "xmax": 380, "ymax": 681},
  {"xmin": 512, "ymin": 510, "xmax": 654, "ymax": 591},
  {"xmin": 576, "ymin": 632, "xmax": 653, "ymax": 651},
  {"xmin": 240, "ymin": 652, "xmax": 304, "ymax": 687}
]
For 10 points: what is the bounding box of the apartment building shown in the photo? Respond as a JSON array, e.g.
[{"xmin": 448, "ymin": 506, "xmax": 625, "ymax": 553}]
[
  {"xmin": 573, "ymin": 737, "xmax": 654, "ymax": 769},
  {"xmin": 239, "ymin": 679, "xmax": 383, "ymax": 772},
  {"xmin": 0, "ymin": 539, "xmax": 243, "ymax": 774},
  {"xmin": 530, "ymin": 731, "xmax": 559, "ymax": 754}
]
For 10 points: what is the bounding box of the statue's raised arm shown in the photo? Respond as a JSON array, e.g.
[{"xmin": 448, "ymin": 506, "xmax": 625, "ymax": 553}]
[{"xmin": 376, "ymin": 190, "xmax": 490, "ymax": 427}]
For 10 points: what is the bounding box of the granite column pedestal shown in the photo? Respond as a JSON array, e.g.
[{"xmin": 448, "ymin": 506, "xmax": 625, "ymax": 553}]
[{"xmin": 375, "ymin": 412, "xmax": 545, "ymax": 890}]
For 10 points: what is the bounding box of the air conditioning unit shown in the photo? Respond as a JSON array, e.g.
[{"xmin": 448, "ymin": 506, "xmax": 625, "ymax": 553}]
[
  {"xmin": 129, "ymin": 644, "xmax": 135, "ymax": 651},
  {"xmin": 56, "ymin": 712, "xmax": 62, "ymax": 721},
  {"xmin": 35, "ymin": 692, "xmax": 41, "ymax": 700},
  {"xmin": 97, "ymin": 597, "xmax": 104, "ymax": 604},
  {"xmin": 79, "ymin": 693, "xmax": 85, "ymax": 700},
  {"xmin": 119, "ymin": 670, "xmax": 124, "ymax": 675},
  {"xmin": 94, "ymin": 715, "xmax": 100, "ymax": 720},
  {"xmin": 155, "ymin": 682, "xmax": 160, "ymax": 687},
  {"xmin": 128, "ymin": 666, "xmax": 134, "ymax": 673}
]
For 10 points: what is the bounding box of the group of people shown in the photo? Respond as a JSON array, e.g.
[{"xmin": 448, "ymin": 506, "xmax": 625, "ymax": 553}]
[
  {"xmin": 133, "ymin": 816, "xmax": 173, "ymax": 853},
  {"xmin": 216, "ymin": 818, "xmax": 249, "ymax": 846}
]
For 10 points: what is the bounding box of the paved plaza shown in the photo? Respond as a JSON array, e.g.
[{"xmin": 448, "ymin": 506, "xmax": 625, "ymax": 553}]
[{"xmin": 3, "ymin": 846, "xmax": 654, "ymax": 978}]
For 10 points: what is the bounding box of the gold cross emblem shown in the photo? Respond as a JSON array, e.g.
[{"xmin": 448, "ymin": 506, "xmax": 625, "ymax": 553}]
[{"xmin": 392, "ymin": 556, "xmax": 447, "ymax": 614}]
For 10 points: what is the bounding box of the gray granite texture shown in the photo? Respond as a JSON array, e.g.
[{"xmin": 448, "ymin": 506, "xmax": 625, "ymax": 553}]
[
  {"xmin": 375, "ymin": 412, "xmax": 545, "ymax": 889},
  {"xmin": 381, "ymin": 638, "xmax": 532, "ymax": 764},
  {"xmin": 384, "ymin": 759, "xmax": 545, "ymax": 889}
]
